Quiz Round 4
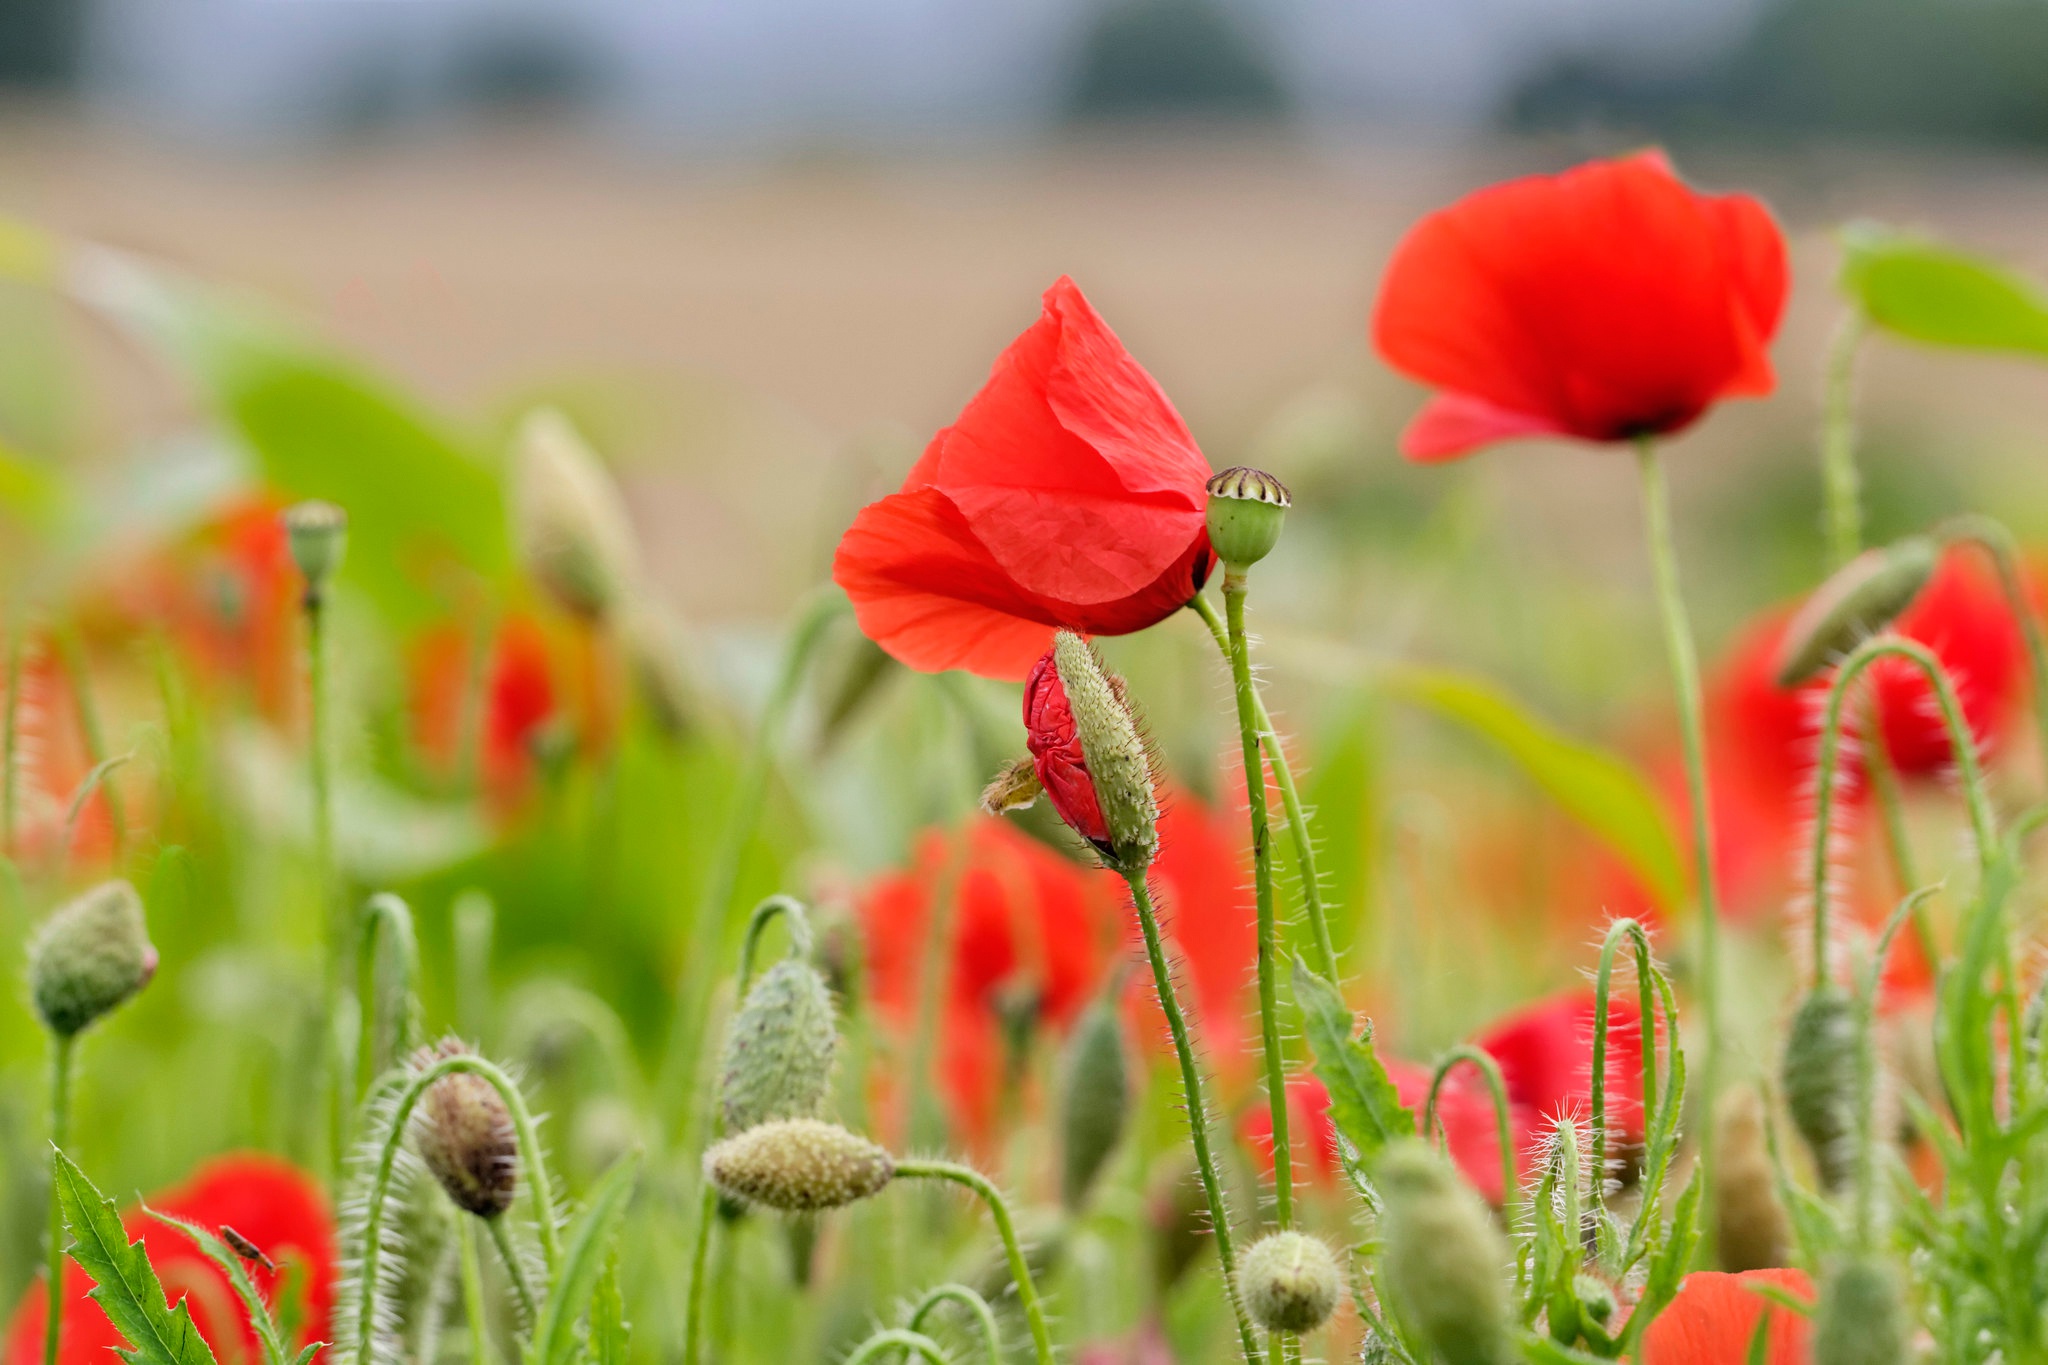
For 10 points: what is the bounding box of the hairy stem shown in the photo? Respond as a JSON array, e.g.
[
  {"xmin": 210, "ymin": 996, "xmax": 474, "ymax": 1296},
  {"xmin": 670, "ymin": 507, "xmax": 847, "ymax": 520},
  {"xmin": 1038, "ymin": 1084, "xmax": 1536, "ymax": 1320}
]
[
  {"xmin": 1425, "ymin": 1043, "xmax": 1518, "ymax": 1230},
  {"xmin": 1820, "ymin": 309, "xmax": 1866, "ymax": 571},
  {"xmin": 905, "ymin": 1284, "xmax": 1002, "ymax": 1365},
  {"xmin": 356, "ymin": 894, "xmax": 422, "ymax": 1089},
  {"xmin": 845, "ymin": 1330, "xmax": 947, "ymax": 1365},
  {"xmin": 303, "ymin": 590, "xmax": 349, "ymax": 1177},
  {"xmin": 680, "ymin": 1184, "xmax": 717, "ymax": 1365},
  {"xmin": 1589, "ymin": 919, "xmax": 1660, "ymax": 1230},
  {"xmin": 484, "ymin": 1216, "xmax": 536, "ymax": 1327},
  {"xmin": 458, "ymin": 1217, "xmax": 494, "ymax": 1365},
  {"xmin": 892, "ymin": 1160, "xmax": 1053, "ymax": 1365},
  {"xmin": 42, "ymin": 1033, "xmax": 74, "ymax": 1365}
]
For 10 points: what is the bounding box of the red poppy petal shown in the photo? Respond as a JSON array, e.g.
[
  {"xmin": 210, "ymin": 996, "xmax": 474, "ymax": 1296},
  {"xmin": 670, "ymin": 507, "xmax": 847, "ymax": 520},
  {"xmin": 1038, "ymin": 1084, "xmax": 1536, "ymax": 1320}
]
[
  {"xmin": 1399, "ymin": 392, "xmax": 1574, "ymax": 463},
  {"xmin": 1705, "ymin": 190, "xmax": 1792, "ymax": 373},
  {"xmin": 1642, "ymin": 1269, "xmax": 1813, "ymax": 1365}
]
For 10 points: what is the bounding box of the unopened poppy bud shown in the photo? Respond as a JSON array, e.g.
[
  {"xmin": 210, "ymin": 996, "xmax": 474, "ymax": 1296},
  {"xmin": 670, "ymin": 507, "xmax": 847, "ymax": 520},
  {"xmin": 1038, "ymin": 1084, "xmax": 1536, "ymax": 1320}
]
[
  {"xmin": 1783, "ymin": 986, "xmax": 1861, "ymax": 1191},
  {"xmin": 622, "ymin": 603, "xmax": 700, "ymax": 739},
  {"xmin": 1058, "ymin": 992, "xmax": 1130, "ymax": 1210},
  {"xmin": 511, "ymin": 408, "xmax": 640, "ymax": 622},
  {"xmin": 1712, "ymin": 1084, "xmax": 1794, "ymax": 1273},
  {"xmin": 1775, "ymin": 535, "xmax": 1937, "ymax": 686},
  {"xmin": 412, "ymin": 1039, "xmax": 520, "ymax": 1218},
  {"xmin": 282, "ymin": 501, "xmax": 348, "ymax": 601},
  {"xmin": 1023, "ymin": 632, "xmax": 1158, "ymax": 871},
  {"xmin": 702, "ymin": 1118, "xmax": 893, "ymax": 1212},
  {"xmin": 1377, "ymin": 1140, "xmax": 1512, "ymax": 1365},
  {"xmin": 1815, "ymin": 1256, "xmax": 1908, "ymax": 1365},
  {"xmin": 1204, "ymin": 466, "xmax": 1291, "ymax": 570},
  {"xmin": 1241, "ymin": 1230, "xmax": 1342, "ymax": 1334},
  {"xmin": 719, "ymin": 956, "xmax": 838, "ymax": 1133},
  {"xmin": 29, "ymin": 880, "xmax": 156, "ymax": 1037}
]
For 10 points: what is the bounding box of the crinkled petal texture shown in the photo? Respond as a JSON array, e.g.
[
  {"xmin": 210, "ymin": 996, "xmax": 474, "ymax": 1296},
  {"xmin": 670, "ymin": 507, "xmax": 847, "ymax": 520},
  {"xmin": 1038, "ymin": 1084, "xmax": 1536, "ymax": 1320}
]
[
  {"xmin": 1024, "ymin": 647, "xmax": 1114, "ymax": 852},
  {"xmin": 1642, "ymin": 1269, "xmax": 1813, "ymax": 1364},
  {"xmin": 1374, "ymin": 151, "xmax": 1789, "ymax": 461},
  {"xmin": 834, "ymin": 276, "xmax": 1212, "ymax": 679}
]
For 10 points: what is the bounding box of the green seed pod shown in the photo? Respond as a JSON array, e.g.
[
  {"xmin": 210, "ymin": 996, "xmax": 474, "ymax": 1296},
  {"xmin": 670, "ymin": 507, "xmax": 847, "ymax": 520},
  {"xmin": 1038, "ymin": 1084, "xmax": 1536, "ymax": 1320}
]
[
  {"xmin": 1058, "ymin": 993, "xmax": 1130, "ymax": 1210},
  {"xmin": 1376, "ymin": 1140, "xmax": 1512, "ymax": 1365},
  {"xmin": 1775, "ymin": 535, "xmax": 1937, "ymax": 686},
  {"xmin": 1815, "ymin": 1256, "xmax": 1908, "ymax": 1365},
  {"xmin": 411, "ymin": 1039, "xmax": 519, "ymax": 1218},
  {"xmin": 703, "ymin": 1118, "xmax": 894, "ymax": 1212},
  {"xmin": 510, "ymin": 408, "xmax": 640, "ymax": 622},
  {"xmin": 1051, "ymin": 631, "xmax": 1159, "ymax": 872},
  {"xmin": 29, "ymin": 880, "xmax": 156, "ymax": 1037},
  {"xmin": 1712, "ymin": 1084, "xmax": 1794, "ymax": 1273},
  {"xmin": 281, "ymin": 500, "xmax": 349, "ymax": 599},
  {"xmin": 1204, "ymin": 466, "xmax": 1291, "ymax": 570},
  {"xmin": 1241, "ymin": 1230, "xmax": 1342, "ymax": 1334},
  {"xmin": 720, "ymin": 957, "xmax": 838, "ymax": 1133},
  {"xmin": 1783, "ymin": 986, "xmax": 1861, "ymax": 1192}
]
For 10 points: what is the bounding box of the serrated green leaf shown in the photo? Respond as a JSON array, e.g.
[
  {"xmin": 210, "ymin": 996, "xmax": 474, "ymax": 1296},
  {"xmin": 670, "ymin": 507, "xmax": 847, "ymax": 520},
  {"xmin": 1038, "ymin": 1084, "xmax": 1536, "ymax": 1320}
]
[
  {"xmin": 289, "ymin": 1344, "xmax": 324, "ymax": 1365},
  {"xmin": 52, "ymin": 1149, "xmax": 220, "ymax": 1365},
  {"xmin": 528, "ymin": 1154, "xmax": 640, "ymax": 1365},
  {"xmin": 590, "ymin": 1257, "xmax": 628, "ymax": 1365},
  {"xmin": 140, "ymin": 1208, "xmax": 289, "ymax": 1365},
  {"xmin": 1292, "ymin": 956, "xmax": 1415, "ymax": 1162},
  {"xmin": 1841, "ymin": 223, "xmax": 2048, "ymax": 359}
]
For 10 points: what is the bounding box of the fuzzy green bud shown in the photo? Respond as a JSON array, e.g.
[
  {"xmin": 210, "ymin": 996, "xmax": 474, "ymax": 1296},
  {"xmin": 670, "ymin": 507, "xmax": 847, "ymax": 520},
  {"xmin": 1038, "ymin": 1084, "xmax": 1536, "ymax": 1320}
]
[
  {"xmin": 1776, "ymin": 536, "xmax": 1937, "ymax": 686},
  {"xmin": 1815, "ymin": 1256, "xmax": 1908, "ymax": 1365},
  {"xmin": 412, "ymin": 1039, "xmax": 520, "ymax": 1217},
  {"xmin": 1376, "ymin": 1140, "xmax": 1512, "ymax": 1365},
  {"xmin": 703, "ymin": 1118, "xmax": 894, "ymax": 1212},
  {"xmin": 720, "ymin": 956, "xmax": 838, "ymax": 1133},
  {"xmin": 1241, "ymin": 1230, "xmax": 1341, "ymax": 1334},
  {"xmin": 1712, "ymin": 1084, "xmax": 1794, "ymax": 1273},
  {"xmin": 510, "ymin": 408, "xmax": 640, "ymax": 622},
  {"xmin": 1204, "ymin": 467, "xmax": 1291, "ymax": 570},
  {"xmin": 282, "ymin": 500, "xmax": 349, "ymax": 599},
  {"xmin": 29, "ymin": 880, "xmax": 156, "ymax": 1037},
  {"xmin": 1058, "ymin": 993, "xmax": 1130, "ymax": 1210},
  {"xmin": 1783, "ymin": 986, "xmax": 1861, "ymax": 1192},
  {"xmin": 1051, "ymin": 631, "xmax": 1158, "ymax": 871}
]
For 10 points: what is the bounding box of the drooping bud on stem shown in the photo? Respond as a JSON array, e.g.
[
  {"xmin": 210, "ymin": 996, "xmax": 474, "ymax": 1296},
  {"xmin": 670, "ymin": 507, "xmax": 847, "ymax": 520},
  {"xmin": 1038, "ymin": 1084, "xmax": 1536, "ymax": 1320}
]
[
  {"xmin": 1711, "ymin": 1084, "xmax": 1794, "ymax": 1273},
  {"xmin": 1057, "ymin": 987, "xmax": 1130, "ymax": 1210},
  {"xmin": 510, "ymin": 408, "xmax": 641, "ymax": 623},
  {"xmin": 29, "ymin": 880, "xmax": 156, "ymax": 1037},
  {"xmin": 1019, "ymin": 632, "xmax": 1158, "ymax": 872},
  {"xmin": 1376, "ymin": 1140, "xmax": 1512, "ymax": 1365},
  {"xmin": 281, "ymin": 501, "xmax": 349, "ymax": 605},
  {"xmin": 719, "ymin": 955, "xmax": 838, "ymax": 1133},
  {"xmin": 1204, "ymin": 467, "xmax": 1291, "ymax": 571},
  {"xmin": 412, "ymin": 1039, "xmax": 520, "ymax": 1217},
  {"xmin": 1775, "ymin": 535, "xmax": 1936, "ymax": 686},
  {"xmin": 1814, "ymin": 1256, "xmax": 1908, "ymax": 1365},
  {"xmin": 1783, "ymin": 986, "xmax": 1861, "ymax": 1192},
  {"xmin": 1241, "ymin": 1230, "xmax": 1342, "ymax": 1334},
  {"xmin": 703, "ymin": 1118, "xmax": 894, "ymax": 1211}
]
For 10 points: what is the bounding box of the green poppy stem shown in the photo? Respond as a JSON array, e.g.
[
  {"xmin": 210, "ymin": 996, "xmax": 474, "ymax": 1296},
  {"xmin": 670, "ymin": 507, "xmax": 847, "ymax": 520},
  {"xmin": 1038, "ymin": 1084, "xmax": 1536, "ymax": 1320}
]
[
  {"xmin": 42, "ymin": 1032, "xmax": 74, "ymax": 1365},
  {"xmin": 1821, "ymin": 309, "xmax": 1867, "ymax": 572},
  {"xmin": 890, "ymin": 1161, "xmax": 1053, "ymax": 1365},
  {"xmin": 458, "ymin": 1217, "xmax": 494, "ymax": 1365}
]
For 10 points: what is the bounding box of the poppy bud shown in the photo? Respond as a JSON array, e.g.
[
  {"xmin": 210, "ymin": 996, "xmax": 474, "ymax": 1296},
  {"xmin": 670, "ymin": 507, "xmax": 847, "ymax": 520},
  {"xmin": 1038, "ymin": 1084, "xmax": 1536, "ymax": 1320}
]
[
  {"xmin": 1783, "ymin": 986, "xmax": 1861, "ymax": 1191},
  {"xmin": 1712, "ymin": 1084, "xmax": 1794, "ymax": 1273},
  {"xmin": 510, "ymin": 408, "xmax": 640, "ymax": 622},
  {"xmin": 719, "ymin": 956, "xmax": 839, "ymax": 1133},
  {"xmin": 412, "ymin": 1039, "xmax": 519, "ymax": 1218},
  {"xmin": 1241, "ymin": 1230, "xmax": 1342, "ymax": 1334},
  {"xmin": 1376, "ymin": 1140, "xmax": 1511, "ymax": 1365},
  {"xmin": 29, "ymin": 880, "xmax": 156, "ymax": 1038},
  {"xmin": 703, "ymin": 1118, "xmax": 894, "ymax": 1212},
  {"xmin": 1814, "ymin": 1256, "xmax": 1907, "ymax": 1365},
  {"xmin": 1775, "ymin": 535, "xmax": 1937, "ymax": 686},
  {"xmin": 1204, "ymin": 467, "xmax": 1291, "ymax": 570},
  {"xmin": 282, "ymin": 500, "xmax": 349, "ymax": 601},
  {"xmin": 622, "ymin": 603, "xmax": 700, "ymax": 739},
  {"xmin": 1058, "ymin": 992, "xmax": 1130, "ymax": 1210},
  {"xmin": 1023, "ymin": 632, "xmax": 1158, "ymax": 871}
]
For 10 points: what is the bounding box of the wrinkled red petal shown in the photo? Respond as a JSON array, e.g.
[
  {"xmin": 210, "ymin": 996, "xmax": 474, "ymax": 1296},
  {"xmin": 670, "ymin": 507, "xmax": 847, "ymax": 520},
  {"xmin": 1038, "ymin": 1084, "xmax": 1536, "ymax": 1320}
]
[
  {"xmin": 1641, "ymin": 1269, "xmax": 1813, "ymax": 1365},
  {"xmin": 1477, "ymin": 989, "xmax": 1647, "ymax": 1158},
  {"xmin": 1024, "ymin": 647, "xmax": 1114, "ymax": 850}
]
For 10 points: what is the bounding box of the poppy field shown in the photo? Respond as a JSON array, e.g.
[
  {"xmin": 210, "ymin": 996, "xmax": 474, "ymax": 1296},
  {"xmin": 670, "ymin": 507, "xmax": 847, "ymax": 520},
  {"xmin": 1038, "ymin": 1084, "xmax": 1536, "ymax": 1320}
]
[{"xmin": 6, "ymin": 146, "xmax": 2048, "ymax": 1365}]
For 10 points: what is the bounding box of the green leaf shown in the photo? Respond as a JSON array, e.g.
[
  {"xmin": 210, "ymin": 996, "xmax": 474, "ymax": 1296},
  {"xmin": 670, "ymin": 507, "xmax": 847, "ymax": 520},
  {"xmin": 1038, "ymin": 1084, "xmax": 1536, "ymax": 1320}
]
[
  {"xmin": 1841, "ymin": 224, "xmax": 2048, "ymax": 359},
  {"xmin": 140, "ymin": 1209, "xmax": 289, "ymax": 1365},
  {"xmin": 1291, "ymin": 956, "xmax": 1415, "ymax": 1163},
  {"xmin": 1379, "ymin": 665, "xmax": 1686, "ymax": 914},
  {"xmin": 590, "ymin": 1257, "xmax": 628, "ymax": 1365},
  {"xmin": 528, "ymin": 1153, "xmax": 640, "ymax": 1365},
  {"xmin": 52, "ymin": 1149, "xmax": 221, "ymax": 1365}
]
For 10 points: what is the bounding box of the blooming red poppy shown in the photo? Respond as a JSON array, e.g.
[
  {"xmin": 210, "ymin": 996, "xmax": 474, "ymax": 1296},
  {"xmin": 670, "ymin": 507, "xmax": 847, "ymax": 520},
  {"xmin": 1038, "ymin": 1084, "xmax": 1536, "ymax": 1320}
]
[
  {"xmin": 1372, "ymin": 151, "xmax": 1789, "ymax": 462},
  {"xmin": 5, "ymin": 1154, "xmax": 336, "ymax": 1365},
  {"xmin": 1641, "ymin": 1269, "xmax": 1813, "ymax": 1364},
  {"xmin": 833, "ymin": 277, "xmax": 1214, "ymax": 680}
]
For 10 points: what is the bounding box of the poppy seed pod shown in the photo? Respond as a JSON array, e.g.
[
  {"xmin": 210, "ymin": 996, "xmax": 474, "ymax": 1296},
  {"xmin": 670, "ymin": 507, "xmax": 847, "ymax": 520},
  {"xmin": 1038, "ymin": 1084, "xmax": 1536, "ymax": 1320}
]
[
  {"xmin": 1783, "ymin": 986, "xmax": 1861, "ymax": 1192},
  {"xmin": 510, "ymin": 408, "xmax": 640, "ymax": 622},
  {"xmin": 29, "ymin": 880, "xmax": 156, "ymax": 1037},
  {"xmin": 1241, "ymin": 1230, "xmax": 1342, "ymax": 1334},
  {"xmin": 719, "ymin": 956, "xmax": 839, "ymax": 1133},
  {"xmin": 411, "ymin": 1039, "xmax": 520, "ymax": 1218},
  {"xmin": 1712, "ymin": 1084, "xmax": 1794, "ymax": 1273},
  {"xmin": 1204, "ymin": 467, "xmax": 1291, "ymax": 570},
  {"xmin": 1058, "ymin": 993, "xmax": 1130, "ymax": 1210},
  {"xmin": 282, "ymin": 500, "xmax": 348, "ymax": 601},
  {"xmin": 1376, "ymin": 1140, "xmax": 1512, "ymax": 1365},
  {"xmin": 1022, "ymin": 632, "xmax": 1158, "ymax": 871},
  {"xmin": 1814, "ymin": 1256, "xmax": 1908, "ymax": 1365},
  {"xmin": 1775, "ymin": 535, "xmax": 1938, "ymax": 686},
  {"xmin": 702, "ymin": 1118, "xmax": 894, "ymax": 1212}
]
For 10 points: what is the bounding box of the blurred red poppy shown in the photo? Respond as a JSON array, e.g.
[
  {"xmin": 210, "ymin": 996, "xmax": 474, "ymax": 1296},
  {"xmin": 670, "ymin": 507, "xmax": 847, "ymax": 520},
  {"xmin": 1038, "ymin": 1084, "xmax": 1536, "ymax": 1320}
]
[
  {"xmin": 1373, "ymin": 151, "xmax": 1788, "ymax": 462},
  {"xmin": 5, "ymin": 1154, "xmax": 335, "ymax": 1365},
  {"xmin": 1242, "ymin": 1069, "xmax": 1515, "ymax": 1204},
  {"xmin": 1641, "ymin": 1269, "xmax": 1812, "ymax": 1365},
  {"xmin": 408, "ymin": 614, "xmax": 563, "ymax": 808},
  {"xmin": 833, "ymin": 277, "xmax": 1213, "ymax": 680}
]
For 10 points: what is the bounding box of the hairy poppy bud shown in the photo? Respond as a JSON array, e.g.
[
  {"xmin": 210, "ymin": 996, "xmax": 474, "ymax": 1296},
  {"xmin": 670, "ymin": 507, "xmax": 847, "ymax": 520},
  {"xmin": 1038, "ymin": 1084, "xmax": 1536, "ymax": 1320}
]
[
  {"xmin": 1242, "ymin": 1230, "xmax": 1342, "ymax": 1334},
  {"xmin": 511, "ymin": 408, "xmax": 640, "ymax": 622},
  {"xmin": 1023, "ymin": 632, "xmax": 1158, "ymax": 871},
  {"xmin": 412, "ymin": 1039, "xmax": 519, "ymax": 1218},
  {"xmin": 1377, "ymin": 1140, "xmax": 1511, "ymax": 1365},
  {"xmin": 1204, "ymin": 467, "xmax": 1291, "ymax": 570},
  {"xmin": 720, "ymin": 956, "xmax": 838, "ymax": 1133},
  {"xmin": 1775, "ymin": 535, "xmax": 1937, "ymax": 686},
  {"xmin": 1783, "ymin": 986, "xmax": 1861, "ymax": 1192},
  {"xmin": 1058, "ymin": 992, "xmax": 1130, "ymax": 1210},
  {"xmin": 29, "ymin": 880, "xmax": 156, "ymax": 1038},
  {"xmin": 703, "ymin": 1118, "xmax": 894, "ymax": 1212},
  {"xmin": 1713, "ymin": 1084, "xmax": 1794, "ymax": 1273},
  {"xmin": 1814, "ymin": 1256, "xmax": 1907, "ymax": 1365},
  {"xmin": 282, "ymin": 500, "xmax": 349, "ymax": 601}
]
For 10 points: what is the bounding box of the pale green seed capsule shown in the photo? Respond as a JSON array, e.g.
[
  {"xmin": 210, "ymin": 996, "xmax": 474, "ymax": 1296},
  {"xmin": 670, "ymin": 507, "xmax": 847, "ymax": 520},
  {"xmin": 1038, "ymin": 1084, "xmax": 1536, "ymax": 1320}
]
[
  {"xmin": 1815, "ymin": 1256, "xmax": 1908, "ymax": 1365},
  {"xmin": 1775, "ymin": 535, "xmax": 1937, "ymax": 686},
  {"xmin": 703, "ymin": 1119, "xmax": 893, "ymax": 1212},
  {"xmin": 1783, "ymin": 986, "xmax": 1861, "ymax": 1192},
  {"xmin": 1377, "ymin": 1140, "xmax": 1512, "ymax": 1365},
  {"xmin": 1058, "ymin": 994, "xmax": 1130, "ymax": 1210},
  {"xmin": 720, "ymin": 956, "xmax": 839, "ymax": 1133},
  {"xmin": 282, "ymin": 500, "xmax": 349, "ymax": 598},
  {"xmin": 1242, "ymin": 1230, "xmax": 1342, "ymax": 1334},
  {"xmin": 1204, "ymin": 466, "xmax": 1291, "ymax": 570},
  {"xmin": 1051, "ymin": 631, "xmax": 1158, "ymax": 872},
  {"xmin": 29, "ymin": 880, "xmax": 156, "ymax": 1037}
]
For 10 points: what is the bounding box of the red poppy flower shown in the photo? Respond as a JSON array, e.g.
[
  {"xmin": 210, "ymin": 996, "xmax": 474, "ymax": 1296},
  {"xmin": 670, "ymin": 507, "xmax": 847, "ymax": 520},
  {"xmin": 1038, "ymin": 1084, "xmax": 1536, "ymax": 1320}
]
[
  {"xmin": 408, "ymin": 614, "xmax": 564, "ymax": 807},
  {"xmin": 5, "ymin": 1154, "xmax": 336, "ymax": 1365},
  {"xmin": 1641, "ymin": 1269, "xmax": 1813, "ymax": 1365},
  {"xmin": 1372, "ymin": 151, "xmax": 1789, "ymax": 462},
  {"xmin": 833, "ymin": 277, "xmax": 1214, "ymax": 680},
  {"xmin": 1242, "ymin": 1069, "xmax": 1516, "ymax": 1204},
  {"xmin": 1479, "ymin": 988, "xmax": 1648, "ymax": 1164}
]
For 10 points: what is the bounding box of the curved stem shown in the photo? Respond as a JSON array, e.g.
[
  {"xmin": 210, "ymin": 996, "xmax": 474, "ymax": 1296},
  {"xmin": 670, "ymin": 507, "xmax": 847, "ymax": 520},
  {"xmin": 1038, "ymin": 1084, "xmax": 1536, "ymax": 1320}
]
[
  {"xmin": 892, "ymin": 1160, "xmax": 1053, "ymax": 1365},
  {"xmin": 458, "ymin": 1218, "xmax": 494, "ymax": 1365},
  {"xmin": 1861, "ymin": 704, "xmax": 1933, "ymax": 964},
  {"xmin": 1853, "ymin": 886, "xmax": 1940, "ymax": 1249},
  {"xmin": 1936, "ymin": 514, "xmax": 2048, "ymax": 784},
  {"xmin": 1820, "ymin": 309, "xmax": 1867, "ymax": 571},
  {"xmin": 905, "ymin": 1284, "xmax": 1002, "ymax": 1365},
  {"xmin": 737, "ymin": 894, "xmax": 814, "ymax": 993},
  {"xmin": 42, "ymin": 1033, "xmax": 74, "ymax": 1365},
  {"xmin": 1121, "ymin": 869, "xmax": 1260, "ymax": 1363},
  {"xmin": 483, "ymin": 1215, "xmax": 535, "ymax": 1328},
  {"xmin": 846, "ymin": 1330, "xmax": 948, "ymax": 1365},
  {"xmin": 680, "ymin": 1183, "xmax": 717, "ymax": 1365},
  {"xmin": 304, "ymin": 591, "xmax": 348, "ymax": 1177},
  {"xmin": 1589, "ymin": 919, "xmax": 1659, "ymax": 1226},
  {"xmin": 357, "ymin": 894, "xmax": 422, "ymax": 1089},
  {"xmin": 1425, "ymin": 1044, "xmax": 1518, "ymax": 1227}
]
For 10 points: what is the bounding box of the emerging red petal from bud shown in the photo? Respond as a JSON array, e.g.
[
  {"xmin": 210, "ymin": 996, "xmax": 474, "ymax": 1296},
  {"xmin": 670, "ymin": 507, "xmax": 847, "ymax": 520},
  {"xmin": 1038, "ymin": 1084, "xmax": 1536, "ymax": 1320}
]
[{"xmin": 1023, "ymin": 645, "xmax": 1114, "ymax": 856}]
